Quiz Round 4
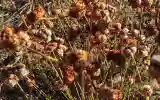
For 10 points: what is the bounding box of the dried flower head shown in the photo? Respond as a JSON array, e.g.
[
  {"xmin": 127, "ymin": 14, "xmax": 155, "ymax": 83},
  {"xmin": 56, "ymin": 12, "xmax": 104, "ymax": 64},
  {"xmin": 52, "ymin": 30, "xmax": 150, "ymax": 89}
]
[
  {"xmin": 142, "ymin": 85, "xmax": 153, "ymax": 97},
  {"xmin": 57, "ymin": 49, "xmax": 64, "ymax": 57},
  {"xmin": 140, "ymin": 34, "xmax": 146, "ymax": 41},
  {"xmin": 3, "ymin": 24, "xmax": 14, "ymax": 36},
  {"xmin": 130, "ymin": 46, "xmax": 137, "ymax": 55},
  {"xmin": 127, "ymin": 75, "xmax": 136, "ymax": 84},
  {"xmin": 76, "ymin": 0, "xmax": 85, "ymax": 10},
  {"xmin": 34, "ymin": 7, "xmax": 45, "ymax": 19},
  {"xmin": 8, "ymin": 74, "xmax": 19, "ymax": 87},
  {"xmin": 75, "ymin": 49, "xmax": 89, "ymax": 61},
  {"xmin": 19, "ymin": 67, "xmax": 29, "ymax": 77},
  {"xmin": 133, "ymin": 29, "xmax": 140, "ymax": 36},
  {"xmin": 122, "ymin": 28, "xmax": 129, "ymax": 34},
  {"xmin": 97, "ymin": 34, "xmax": 107, "ymax": 44}
]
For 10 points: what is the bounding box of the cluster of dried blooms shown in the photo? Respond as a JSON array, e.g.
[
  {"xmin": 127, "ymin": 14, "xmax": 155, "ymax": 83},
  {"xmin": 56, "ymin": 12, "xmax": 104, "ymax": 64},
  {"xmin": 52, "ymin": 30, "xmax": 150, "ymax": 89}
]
[{"xmin": 0, "ymin": 0, "xmax": 160, "ymax": 99}]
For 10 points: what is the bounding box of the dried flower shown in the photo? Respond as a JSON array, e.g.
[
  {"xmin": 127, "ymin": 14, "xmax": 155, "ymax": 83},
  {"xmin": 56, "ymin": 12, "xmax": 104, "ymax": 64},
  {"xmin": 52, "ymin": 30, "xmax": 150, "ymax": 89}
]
[
  {"xmin": 97, "ymin": 34, "xmax": 107, "ymax": 43},
  {"xmin": 3, "ymin": 24, "xmax": 14, "ymax": 36},
  {"xmin": 103, "ymin": 10, "xmax": 110, "ymax": 17},
  {"xmin": 54, "ymin": 9, "xmax": 62, "ymax": 15},
  {"xmin": 8, "ymin": 74, "xmax": 19, "ymax": 87},
  {"xmin": 57, "ymin": 49, "xmax": 64, "ymax": 57},
  {"xmin": 112, "ymin": 89, "xmax": 123, "ymax": 100},
  {"xmin": 34, "ymin": 7, "xmax": 45, "ymax": 19},
  {"xmin": 127, "ymin": 75, "xmax": 136, "ymax": 84},
  {"xmin": 55, "ymin": 37, "xmax": 65, "ymax": 44},
  {"xmin": 76, "ymin": 0, "xmax": 85, "ymax": 10},
  {"xmin": 75, "ymin": 49, "xmax": 89, "ymax": 61},
  {"xmin": 17, "ymin": 31, "xmax": 31, "ymax": 46},
  {"xmin": 122, "ymin": 28, "xmax": 129, "ymax": 34},
  {"xmin": 142, "ymin": 85, "xmax": 153, "ymax": 97},
  {"xmin": 104, "ymin": 28, "xmax": 110, "ymax": 34},
  {"xmin": 19, "ymin": 67, "xmax": 29, "ymax": 77},
  {"xmin": 59, "ymin": 44, "xmax": 68, "ymax": 51},
  {"xmin": 44, "ymin": 28, "xmax": 52, "ymax": 36},
  {"xmin": 112, "ymin": 73, "xmax": 124, "ymax": 84},
  {"xmin": 141, "ymin": 49, "xmax": 149, "ymax": 57},
  {"xmin": 115, "ymin": 23, "xmax": 122, "ymax": 30},
  {"xmin": 122, "ymin": 34, "xmax": 129, "ymax": 39},
  {"xmin": 130, "ymin": 46, "xmax": 137, "ymax": 54},
  {"xmin": 140, "ymin": 34, "xmax": 146, "ymax": 41}
]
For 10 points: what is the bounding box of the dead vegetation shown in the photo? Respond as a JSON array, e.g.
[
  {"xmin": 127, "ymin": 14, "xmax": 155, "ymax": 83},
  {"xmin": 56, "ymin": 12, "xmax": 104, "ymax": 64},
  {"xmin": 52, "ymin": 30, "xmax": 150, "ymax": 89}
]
[{"xmin": 0, "ymin": 0, "xmax": 160, "ymax": 100}]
